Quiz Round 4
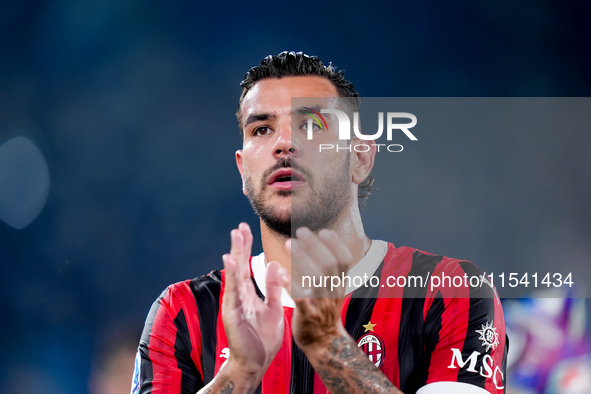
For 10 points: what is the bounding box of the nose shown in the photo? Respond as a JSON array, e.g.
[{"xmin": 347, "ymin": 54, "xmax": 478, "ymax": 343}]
[{"xmin": 272, "ymin": 124, "xmax": 300, "ymax": 158}]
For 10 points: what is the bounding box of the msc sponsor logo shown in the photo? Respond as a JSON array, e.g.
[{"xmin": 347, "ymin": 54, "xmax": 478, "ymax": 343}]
[
  {"xmin": 476, "ymin": 321, "xmax": 500, "ymax": 352},
  {"xmin": 448, "ymin": 348, "xmax": 504, "ymax": 390}
]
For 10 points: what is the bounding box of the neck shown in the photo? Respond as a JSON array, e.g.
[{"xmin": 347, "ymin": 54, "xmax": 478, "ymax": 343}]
[
  {"xmin": 260, "ymin": 223, "xmax": 291, "ymax": 270},
  {"xmin": 260, "ymin": 199, "xmax": 370, "ymax": 271}
]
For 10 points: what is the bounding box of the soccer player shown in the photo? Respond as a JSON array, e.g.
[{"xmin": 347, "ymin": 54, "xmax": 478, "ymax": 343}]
[{"xmin": 132, "ymin": 52, "xmax": 507, "ymax": 394}]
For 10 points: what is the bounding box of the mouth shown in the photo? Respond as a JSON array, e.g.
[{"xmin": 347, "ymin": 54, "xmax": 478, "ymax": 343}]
[{"xmin": 268, "ymin": 168, "xmax": 306, "ymax": 190}]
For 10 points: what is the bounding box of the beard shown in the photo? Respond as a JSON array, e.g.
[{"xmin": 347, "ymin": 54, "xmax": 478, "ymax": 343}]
[{"xmin": 244, "ymin": 155, "xmax": 352, "ymax": 238}]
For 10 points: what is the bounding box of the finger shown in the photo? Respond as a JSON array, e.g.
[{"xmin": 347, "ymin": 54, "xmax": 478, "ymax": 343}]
[
  {"xmin": 295, "ymin": 227, "xmax": 339, "ymax": 275},
  {"xmin": 222, "ymin": 254, "xmax": 241, "ymax": 310},
  {"xmin": 289, "ymin": 269, "xmax": 309, "ymax": 299},
  {"xmin": 293, "ymin": 296, "xmax": 316, "ymax": 318},
  {"xmin": 289, "ymin": 238, "xmax": 324, "ymax": 279},
  {"xmin": 284, "ymin": 240, "xmax": 292, "ymax": 295},
  {"xmin": 290, "ymin": 240, "xmax": 329, "ymax": 298},
  {"xmin": 224, "ymin": 251, "xmax": 259, "ymax": 315},
  {"xmin": 265, "ymin": 261, "xmax": 287, "ymax": 311},
  {"xmin": 230, "ymin": 229, "xmax": 249, "ymax": 281},
  {"xmin": 238, "ymin": 222, "xmax": 253, "ymax": 260},
  {"xmin": 230, "ymin": 228, "xmax": 245, "ymax": 259},
  {"xmin": 292, "ymin": 236, "xmax": 352, "ymax": 298},
  {"xmin": 318, "ymin": 229, "xmax": 354, "ymax": 273},
  {"xmin": 288, "ymin": 241, "xmax": 306, "ymax": 299}
]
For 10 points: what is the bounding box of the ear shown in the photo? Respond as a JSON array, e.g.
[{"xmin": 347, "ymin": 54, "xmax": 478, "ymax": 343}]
[
  {"xmin": 235, "ymin": 150, "xmax": 247, "ymax": 196},
  {"xmin": 350, "ymin": 139, "xmax": 376, "ymax": 185}
]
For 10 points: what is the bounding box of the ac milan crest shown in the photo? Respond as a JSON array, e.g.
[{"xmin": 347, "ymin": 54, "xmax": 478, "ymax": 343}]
[{"xmin": 357, "ymin": 333, "xmax": 385, "ymax": 368}]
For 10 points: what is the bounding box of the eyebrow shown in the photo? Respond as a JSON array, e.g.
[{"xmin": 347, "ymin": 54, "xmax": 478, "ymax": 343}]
[
  {"xmin": 243, "ymin": 106, "xmax": 333, "ymax": 128},
  {"xmin": 243, "ymin": 113, "xmax": 276, "ymax": 128},
  {"xmin": 295, "ymin": 105, "xmax": 322, "ymax": 116},
  {"xmin": 295, "ymin": 105, "xmax": 333, "ymax": 120}
]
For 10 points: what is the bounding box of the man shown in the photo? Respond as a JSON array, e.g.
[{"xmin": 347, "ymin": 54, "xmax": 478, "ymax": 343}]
[{"xmin": 132, "ymin": 52, "xmax": 507, "ymax": 394}]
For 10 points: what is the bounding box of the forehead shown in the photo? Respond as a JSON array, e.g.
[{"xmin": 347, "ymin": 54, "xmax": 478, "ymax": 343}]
[{"xmin": 240, "ymin": 76, "xmax": 339, "ymax": 127}]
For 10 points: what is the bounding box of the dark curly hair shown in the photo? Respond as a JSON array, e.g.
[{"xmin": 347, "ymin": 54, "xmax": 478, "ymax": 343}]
[{"xmin": 236, "ymin": 51, "xmax": 373, "ymax": 206}]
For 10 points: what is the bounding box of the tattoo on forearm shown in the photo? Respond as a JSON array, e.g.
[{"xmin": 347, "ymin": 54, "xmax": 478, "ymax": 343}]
[
  {"xmin": 220, "ymin": 381, "xmax": 235, "ymax": 394},
  {"xmin": 312, "ymin": 335, "xmax": 403, "ymax": 394},
  {"xmin": 200, "ymin": 379, "xmax": 238, "ymax": 394}
]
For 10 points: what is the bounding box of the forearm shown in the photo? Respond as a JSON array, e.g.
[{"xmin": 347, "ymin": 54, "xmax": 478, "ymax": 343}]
[
  {"xmin": 198, "ymin": 359, "xmax": 261, "ymax": 394},
  {"xmin": 302, "ymin": 329, "xmax": 404, "ymax": 394}
]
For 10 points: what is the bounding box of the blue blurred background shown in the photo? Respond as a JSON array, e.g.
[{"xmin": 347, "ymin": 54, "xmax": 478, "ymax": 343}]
[{"xmin": 1, "ymin": 1, "xmax": 590, "ymax": 393}]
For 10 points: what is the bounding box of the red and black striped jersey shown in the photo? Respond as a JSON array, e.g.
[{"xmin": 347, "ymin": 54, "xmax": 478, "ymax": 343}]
[{"xmin": 132, "ymin": 241, "xmax": 507, "ymax": 394}]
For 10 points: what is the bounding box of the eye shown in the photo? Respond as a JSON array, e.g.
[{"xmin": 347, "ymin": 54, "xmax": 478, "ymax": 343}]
[
  {"xmin": 301, "ymin": 119, "xmax": 322, "ymax": 133},
  {"xmin": 253, "ymin": 126, "xmax": 272, "ymax": 137}
]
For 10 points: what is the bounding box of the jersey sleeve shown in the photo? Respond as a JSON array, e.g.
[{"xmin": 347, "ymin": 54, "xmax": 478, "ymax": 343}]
[
  {"xmin": 421, "ymin": 260, "xmax": 507, "ymax": 393},
  {"xmin": 131, "ymin": 281, "xmax": 204, "ymax": 394}
]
